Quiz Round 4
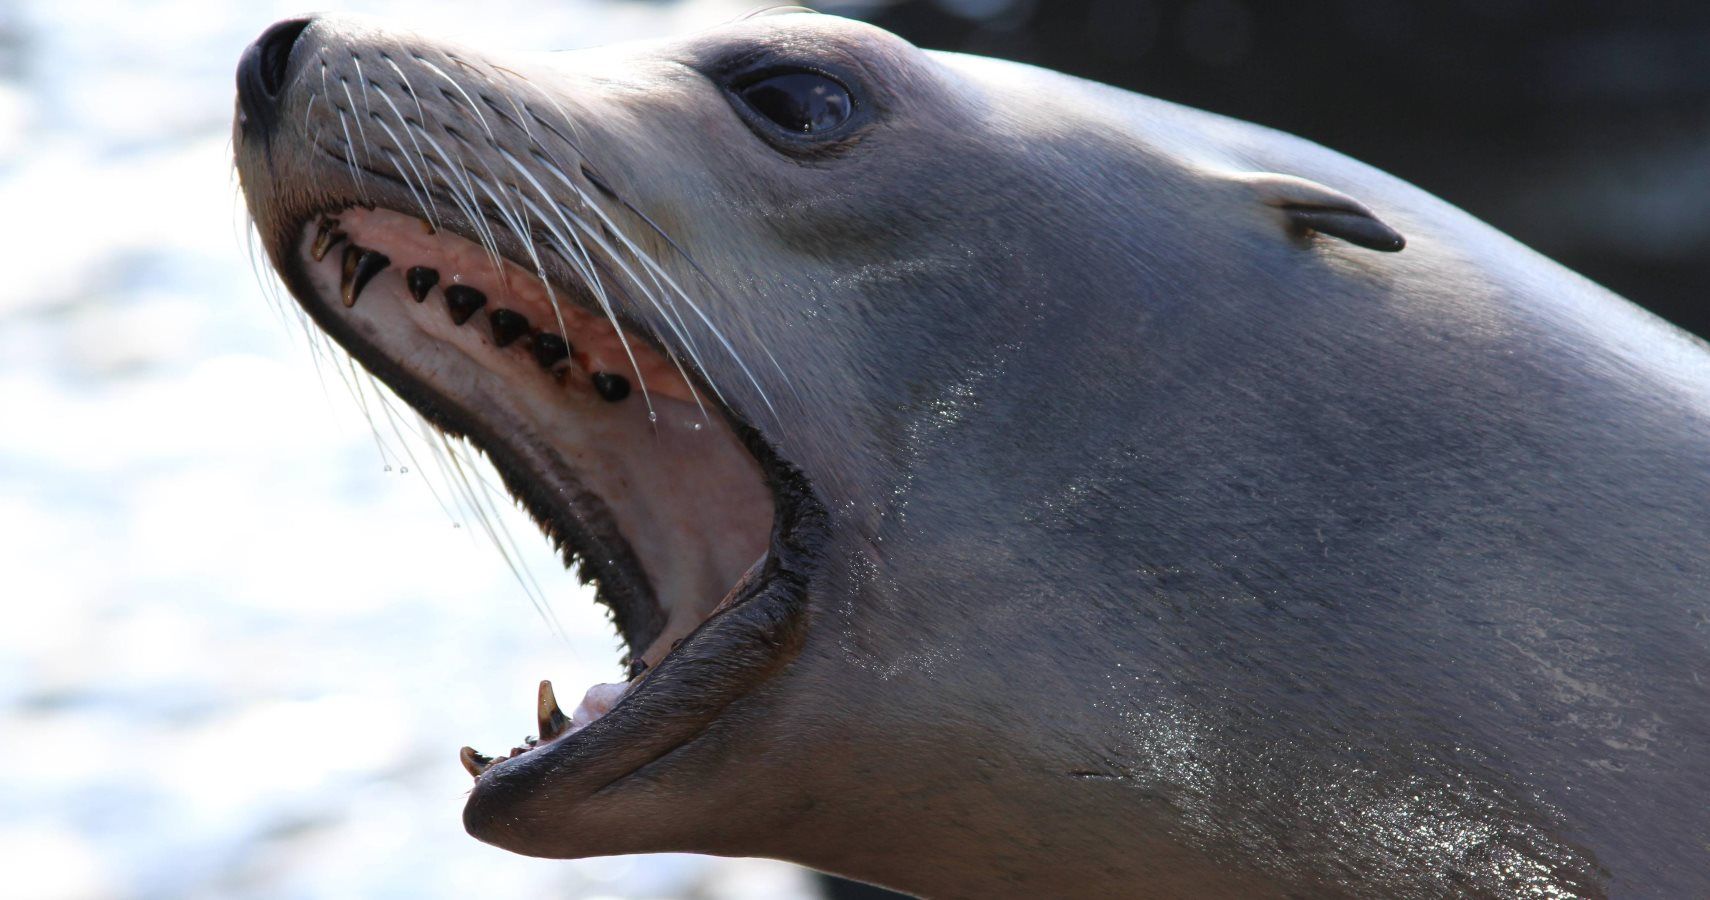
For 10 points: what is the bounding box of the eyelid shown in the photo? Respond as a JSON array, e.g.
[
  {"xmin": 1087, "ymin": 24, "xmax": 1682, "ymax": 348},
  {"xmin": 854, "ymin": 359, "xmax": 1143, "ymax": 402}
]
[{"xmin": 730, "ymin": 62, "xmax": 850, "ymax": 94}]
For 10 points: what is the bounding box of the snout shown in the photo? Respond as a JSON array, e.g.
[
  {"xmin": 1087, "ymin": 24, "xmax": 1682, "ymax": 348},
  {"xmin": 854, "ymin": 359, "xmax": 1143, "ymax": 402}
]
[{"xmin": 235, "ymin": 16, "xmax": 315, "ymax": 137}]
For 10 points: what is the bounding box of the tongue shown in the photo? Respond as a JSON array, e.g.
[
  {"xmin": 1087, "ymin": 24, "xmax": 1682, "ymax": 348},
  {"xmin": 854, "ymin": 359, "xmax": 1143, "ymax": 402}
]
[{"xmin": 570, "ymin": 681, "xmax": 631, "ymax": 733}]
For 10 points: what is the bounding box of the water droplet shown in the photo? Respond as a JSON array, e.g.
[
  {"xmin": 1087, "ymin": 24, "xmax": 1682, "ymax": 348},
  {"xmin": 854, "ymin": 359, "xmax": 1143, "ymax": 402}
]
[
  {"xmin": 691, "ymin": 421, "xmax": 704, "ymax": 431},
  {"xmin": 399, "ymin": 466, "xmax": 409, "ymax": 474},
  {"xmin": 383, "ymin": 464, "xmax": 393, "ymax": 472},
  {"xmin": 648, "ymin": 411, "xmax": 658, "ymax": 423}
]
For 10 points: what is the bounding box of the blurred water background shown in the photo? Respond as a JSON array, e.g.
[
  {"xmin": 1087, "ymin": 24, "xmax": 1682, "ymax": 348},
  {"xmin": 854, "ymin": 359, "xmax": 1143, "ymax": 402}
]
[{"xmin": 0, "ymin": 0, "xmax": 818, "ymax": 897}]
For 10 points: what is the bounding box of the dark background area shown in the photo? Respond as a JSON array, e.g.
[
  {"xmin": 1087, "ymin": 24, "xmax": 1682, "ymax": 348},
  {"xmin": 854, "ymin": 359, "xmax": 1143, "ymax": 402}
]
[
  {"xmin": 818, "ymin": 0, "xmax": 1710, "ymax": 340},
  {"xmin": 809, "ymin": 2, "xmax": 1705, "ymax": 896}
]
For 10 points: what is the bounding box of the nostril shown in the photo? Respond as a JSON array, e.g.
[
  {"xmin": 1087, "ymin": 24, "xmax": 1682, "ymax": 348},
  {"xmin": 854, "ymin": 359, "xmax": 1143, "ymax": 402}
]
[
  {"xmin": 254, "ymin": 17, "xmax": 312, "ymax": 97},
  {"xmin": 236, "ymin": 16, "xmax": 313, "ymax": 135}
]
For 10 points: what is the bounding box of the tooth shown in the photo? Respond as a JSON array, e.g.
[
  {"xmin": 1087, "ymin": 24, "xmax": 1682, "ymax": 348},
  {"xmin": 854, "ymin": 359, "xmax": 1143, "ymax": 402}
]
[
  {"xmin": 591, "ymin": 372, "xmax": 630, "ymax": 402},
  {"xmin": 628, "ymin": 657, "xmax": 649, "ymax": 680},
  {"xmin": 531, "ymin": 332, "xmax": 570, "ymax": 369},
  {"xmin": 311, "ymin": 218, "xmax": 346, "ymax": 262},
  {"xmin": 343, "ymin": 250, "xmax": 391, "ymax": 308},
  {"xmin": 488, "ymin": 308, "xmax": 530, "ymax": 348},
  {"xmin": 406, "ymin": 266, "xmax": 439, "ymax": 302},
  {"xmin": 444, "ymin": 285, "xmax": 487, "ymax": 325},
  {"xmin": 420, "ymin": 218, "xmax": 436, "ymax": 234},
  {"xmin": 341, "ymin": 244, "xmax": 360, "ymax": 288},
  {"xmin": 459, "ymin": 746, "xmax": 493, "ymax": 778},
  {"xmin": 537, "ymin": 680, "xmax": 569, "ymax": 742}
]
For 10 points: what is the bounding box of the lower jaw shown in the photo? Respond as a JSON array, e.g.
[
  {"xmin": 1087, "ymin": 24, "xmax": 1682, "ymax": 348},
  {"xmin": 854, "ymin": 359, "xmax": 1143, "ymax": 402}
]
[{"xmin": 458, "ymin": 528, "xmax": 818, "ymax": 857}]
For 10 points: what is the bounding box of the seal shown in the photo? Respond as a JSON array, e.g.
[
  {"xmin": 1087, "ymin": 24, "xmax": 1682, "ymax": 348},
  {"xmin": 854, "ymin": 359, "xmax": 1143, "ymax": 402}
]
[{"xmin": 233, "ymin": 10, "xmax": 1710, "ymax": 897}]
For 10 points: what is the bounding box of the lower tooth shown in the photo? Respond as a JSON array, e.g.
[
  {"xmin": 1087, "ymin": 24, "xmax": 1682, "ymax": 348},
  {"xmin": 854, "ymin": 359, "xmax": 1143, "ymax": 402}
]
[
  {"xmin": 459, "ymin": 746, "xmax": 493, "ymax": 778},
  {"xmin": 537, "ymin": 680, "xmax": 569, "ymax": 741}
]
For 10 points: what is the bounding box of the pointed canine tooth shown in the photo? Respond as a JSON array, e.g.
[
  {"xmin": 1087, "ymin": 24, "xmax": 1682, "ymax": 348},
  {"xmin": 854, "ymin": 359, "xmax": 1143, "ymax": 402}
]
[
  {"xmin": 488, "ymin": 309, "xmax": 530, "ymax": 348},
  {"xmin": 444, "ymin": 285, "xmax": 487, "ymax": 325},
  {"xmin": 591, "ymin": 372, "xmax": 630, "ymax": 402},
  {"xmin": 531, "ymin": 332, "xmax": 570, "ymax": 369},
  {"xmin": 406, "ymin": 266, "xmax": 439, "ymax": 302},
  {"xmin": 343, "ymin": 250, "xmax": 390, "ymax": 308},
  {"xmin": 459, "ymin": 746, "xmax": 493, "ymax": 778},
  {"xmin": 537, "ymin": 680, "xmax": 569, "ymax": 742},
  {"xmin": 311, "ymin": 218, "xmax": 346, "ymax": 262},
  {"xmin": 341, "ymin": 244, "xmax": 360, "ymax": 289},
  {"xmin": 420, "ymin": 218, "xmax": 435, "ymax": 234}
]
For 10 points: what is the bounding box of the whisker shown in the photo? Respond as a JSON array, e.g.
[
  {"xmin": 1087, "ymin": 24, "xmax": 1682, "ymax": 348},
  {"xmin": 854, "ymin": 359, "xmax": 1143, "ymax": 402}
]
[
  {"xmin": 324, "ymin": 63, "xmax": 370, "ymax": 205},
  {"xmin": 526, "ymin": 162, "xmax": 714, "ymax": 404},
  {"xmin": 414, "ymin": 55, "xmax": 498, "ymax": 142},
  {"xmin": 500, "ymin": 152, "xmax": 665, "ymax": 422},
  {"xmin": 369, "ymin": 90, "xmax": 441, "ymax": 227}
]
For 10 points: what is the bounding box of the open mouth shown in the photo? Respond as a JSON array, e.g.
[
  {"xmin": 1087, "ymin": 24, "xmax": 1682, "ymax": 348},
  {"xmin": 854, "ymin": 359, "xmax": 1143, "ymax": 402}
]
[{"xmin": 272, "ymin": 202, "xmax": 819, "ymax": 827}]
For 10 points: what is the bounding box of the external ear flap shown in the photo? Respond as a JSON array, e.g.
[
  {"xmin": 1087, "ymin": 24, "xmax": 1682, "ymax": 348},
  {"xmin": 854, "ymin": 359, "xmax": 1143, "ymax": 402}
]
[{"xmin": 1235, "ymin": 173, "xmax": 1406, "ymax": 253}]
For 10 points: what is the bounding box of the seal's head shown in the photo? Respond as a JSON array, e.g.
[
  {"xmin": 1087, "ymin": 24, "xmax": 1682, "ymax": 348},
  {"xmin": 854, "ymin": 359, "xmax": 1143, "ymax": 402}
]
[
  {"xmin": 233, "ymin": 7, "xmax": 997, "ymax": 871},
  {"xmin": 233, "ymin": 9, "xmax": 1603, "ymax": 898}
]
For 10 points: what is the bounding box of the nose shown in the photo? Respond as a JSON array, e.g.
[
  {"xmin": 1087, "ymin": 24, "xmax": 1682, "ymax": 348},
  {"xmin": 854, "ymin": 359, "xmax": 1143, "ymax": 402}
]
[{"xmin": 236, "ymin": 17, "xmax": 314, "ymax": 135}]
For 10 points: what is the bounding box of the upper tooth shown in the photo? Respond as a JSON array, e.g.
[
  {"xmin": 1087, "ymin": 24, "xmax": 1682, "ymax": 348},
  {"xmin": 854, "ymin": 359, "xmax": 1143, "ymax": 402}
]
[
  {"xmin": 591, "ymin": 372, "xmax": 631, "ymax": 402},
  {"xmin": 488, "ymin": 308, "xmax": 530, "ymax": 348},
  {"xmin": 444, "ymin": 285, "xmax": 487, "ymax": 325},
  {"xmin": 311, "ymin": 218, "xmax": 346, "ymax": 262},
  {"xmin": 341, "ymin": 244, "xmax": 361, "ymax": 286},
  {"xmin": 531, "ymin": 332, "xmax": 571, "ymax": 369},
  {"xmin": 343, "ymin": 249, "xmax": 390, "ymax": 308},
  {"xmin": 406, "ymin": 266, "xmax": 439, "ymax": 302},
  {"xmin": 537, "ymin": 680, "xmax": 569, "ymax": 742}
]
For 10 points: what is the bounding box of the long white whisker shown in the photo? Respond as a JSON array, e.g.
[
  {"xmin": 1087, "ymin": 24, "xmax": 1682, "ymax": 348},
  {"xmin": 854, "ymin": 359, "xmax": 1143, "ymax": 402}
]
[
  {"xmin": 530, "ymin": 164, "xmax": 715, "ymax": 399},
  {"xmin": 499, "ymin": 152, "xmax": 667, "ymax": 422},
  {"xmin": 338, "ymin": 74, "xmax": 375, "ymax": 169},
  {"xmin": 370, "ymin": 118, "xmax": 434, "ymax": 224},
  {"xmin": 412, "ymin": 125, "xmax": 503, "ymax": 269},
  {"xmin": 539, "ymin": 169, "xmax": 755, "ymax": 418},
  {"xmin": 369, "ymin": 89, "xmax": 441, "ymax": 227},
  {"xmin": 324, "ymin": 64, "xmax": 369, "ymax": 205},
  {"xmin": 415, "ymin": 56, "xmax": 497, "ymax": 142}
]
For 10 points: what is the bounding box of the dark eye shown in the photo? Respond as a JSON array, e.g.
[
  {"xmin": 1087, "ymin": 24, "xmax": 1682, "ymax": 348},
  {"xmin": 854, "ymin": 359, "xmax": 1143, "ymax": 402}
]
[{"xmin": 737, "ymin": 71, "xmax": 852, "ymax": 135}]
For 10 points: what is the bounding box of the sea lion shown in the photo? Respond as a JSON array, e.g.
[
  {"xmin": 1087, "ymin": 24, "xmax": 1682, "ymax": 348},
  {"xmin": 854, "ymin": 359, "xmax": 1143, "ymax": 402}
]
[{"xmin": 232, "ymin": 10, "xmax": 1710, "ymax": 898}]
